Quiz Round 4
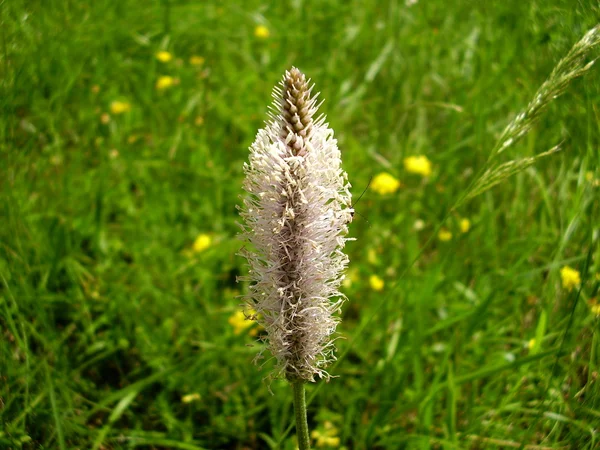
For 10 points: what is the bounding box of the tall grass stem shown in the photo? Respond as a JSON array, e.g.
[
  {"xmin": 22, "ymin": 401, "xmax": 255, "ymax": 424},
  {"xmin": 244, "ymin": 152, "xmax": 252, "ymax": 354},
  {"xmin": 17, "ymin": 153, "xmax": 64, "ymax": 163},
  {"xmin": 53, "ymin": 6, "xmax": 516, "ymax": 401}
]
[{"xmin": 293, "ymin": 382, "xmax": 311, "ymax": 450}]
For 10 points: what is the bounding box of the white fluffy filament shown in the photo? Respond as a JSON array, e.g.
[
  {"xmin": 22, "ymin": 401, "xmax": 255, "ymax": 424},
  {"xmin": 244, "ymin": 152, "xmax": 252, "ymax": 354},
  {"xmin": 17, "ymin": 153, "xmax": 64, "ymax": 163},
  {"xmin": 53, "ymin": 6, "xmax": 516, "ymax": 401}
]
[{"xmin": 239, "ymin": 67, "xmax": 353, "ymax": 382}]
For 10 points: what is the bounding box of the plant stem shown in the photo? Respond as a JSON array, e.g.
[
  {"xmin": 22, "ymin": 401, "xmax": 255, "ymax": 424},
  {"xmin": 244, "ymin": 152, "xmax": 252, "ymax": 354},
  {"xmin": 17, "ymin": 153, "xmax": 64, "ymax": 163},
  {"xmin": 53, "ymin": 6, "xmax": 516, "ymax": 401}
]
[{"xmin": 292, "ymin": 381, "xmax": 311, "ymax": 450}]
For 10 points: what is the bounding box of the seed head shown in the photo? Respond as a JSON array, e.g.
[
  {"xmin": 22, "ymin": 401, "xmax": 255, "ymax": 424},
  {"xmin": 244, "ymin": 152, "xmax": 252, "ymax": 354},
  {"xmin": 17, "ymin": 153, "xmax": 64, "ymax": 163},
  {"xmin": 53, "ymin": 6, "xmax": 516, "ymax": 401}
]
[{"xmin": 239, "ymin": 67, "xmax": 353, "ymax": 382}]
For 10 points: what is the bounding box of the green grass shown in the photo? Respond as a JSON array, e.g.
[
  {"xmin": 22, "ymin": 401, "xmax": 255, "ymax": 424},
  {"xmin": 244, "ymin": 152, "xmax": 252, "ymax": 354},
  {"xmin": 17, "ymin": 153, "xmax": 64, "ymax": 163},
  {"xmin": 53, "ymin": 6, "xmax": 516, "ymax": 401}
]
[{"xmin": 1, "ymin": 0, "xmax": 600, "ymax": 448}]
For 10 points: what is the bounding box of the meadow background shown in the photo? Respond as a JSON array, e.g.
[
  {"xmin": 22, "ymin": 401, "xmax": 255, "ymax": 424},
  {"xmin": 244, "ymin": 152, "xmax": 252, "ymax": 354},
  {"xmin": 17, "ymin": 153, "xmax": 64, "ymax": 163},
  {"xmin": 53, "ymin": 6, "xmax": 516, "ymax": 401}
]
[{"xmin": 2, "ymin": 1, "xmax": 600, "ymax": 449}]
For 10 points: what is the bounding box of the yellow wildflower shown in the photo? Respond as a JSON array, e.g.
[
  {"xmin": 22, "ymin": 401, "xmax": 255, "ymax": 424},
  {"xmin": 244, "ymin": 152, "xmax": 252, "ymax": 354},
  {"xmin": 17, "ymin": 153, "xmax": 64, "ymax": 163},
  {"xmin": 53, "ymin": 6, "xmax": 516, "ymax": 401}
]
[
  {"xmin": 369, "ymin": 275, "xmax": 384, "ymax": 291},
  {"xmin": 527, "ymin": 338, "xmax": 536, "ymax": 350},
  {"xmin": 459, "ymin": 218, "xmax": 471, "ymax": 233},
  {"xmin": 367, "ymin": 248, "xmax": 378, "ymax": 265},
  {"xmin": 311, "ymin": 421, "xmax": 341, "ymax": 448},
  {"xmin": 156, "ymin": 75, "xmax": 175, "ymax": 90},
  {"xmin": 404, "ymin": 155, "xmax": 432, "ymax": 177},
  {"xmin": 342, "ymin": 268, "xmax": 359, "ymax": 289},
  {"xmin": 254, "ymin": 25, "xmax": 270, "ymax": 39},
  {"xmin": 156, "ymin": 51, "xmax": 173, "ymax": 63},
  {"xmin": 312, "ymin": 435, "xmax": 340, "ymax": 448},
  {"xmin": 192, "ymin": 234, "xmax": 212, "ymax": 253},
  {"xmin": 590, "ymin": 303, "xmax": 600, "ymax": 317},
  {"xmin": 189, "ymin": 55, "xmax": 205, "ymax": 66},
  {"xmin": 560, "ymin": 265, "xmax": 581, "ymax": 291},
  {"xmin": 181, "ymin": 393, "xmax": 201, "ymax": 403},
  {"xmin": 371, "ymin": 172, "xmax": 401, "ymax": 195},
  {"xmin": 438, "ymin": 228, "xmax": 452, "ymax": 242},
  {"xmin": 228, "ymin": 310, "xmax": 254, "ymax": 335},
  {"xmin": 110, "ymin": 101, "xmax": 131, "ymax": 114},
  {"xmin": 100, "ymin": 113, "xmax": 110, "ymax": 124},
  {"xmin": 585, "ymin": 172, "xmax": 600, "ymax": 186},
  {"xmin": 50, "ymin": 154, "xmax": 62, "ymax": 166}
]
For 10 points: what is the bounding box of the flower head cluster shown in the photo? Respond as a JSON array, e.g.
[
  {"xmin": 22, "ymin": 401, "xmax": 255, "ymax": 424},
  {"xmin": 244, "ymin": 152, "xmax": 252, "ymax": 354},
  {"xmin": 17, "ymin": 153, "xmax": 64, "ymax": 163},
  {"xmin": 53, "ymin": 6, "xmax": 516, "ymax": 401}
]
[{"xmin": 239, "ymin": 67, "xmax": 353, "ymax": 382}]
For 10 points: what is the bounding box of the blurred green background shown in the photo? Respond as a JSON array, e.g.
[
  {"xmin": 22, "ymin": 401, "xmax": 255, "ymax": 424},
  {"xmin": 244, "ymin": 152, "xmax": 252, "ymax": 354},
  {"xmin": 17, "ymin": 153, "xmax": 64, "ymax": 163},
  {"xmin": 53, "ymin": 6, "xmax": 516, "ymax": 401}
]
[{"xmin": 1, "ymin": 1, "xmax": 600, "ymax": 449}]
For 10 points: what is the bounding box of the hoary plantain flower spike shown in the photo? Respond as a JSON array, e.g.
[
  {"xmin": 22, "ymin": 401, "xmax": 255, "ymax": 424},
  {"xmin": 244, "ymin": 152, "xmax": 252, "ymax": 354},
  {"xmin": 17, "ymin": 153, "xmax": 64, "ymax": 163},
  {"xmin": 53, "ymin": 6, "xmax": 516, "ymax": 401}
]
[{"xmin": 239, "ymin": 67, "xmax": 353, "ymax": 382}]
